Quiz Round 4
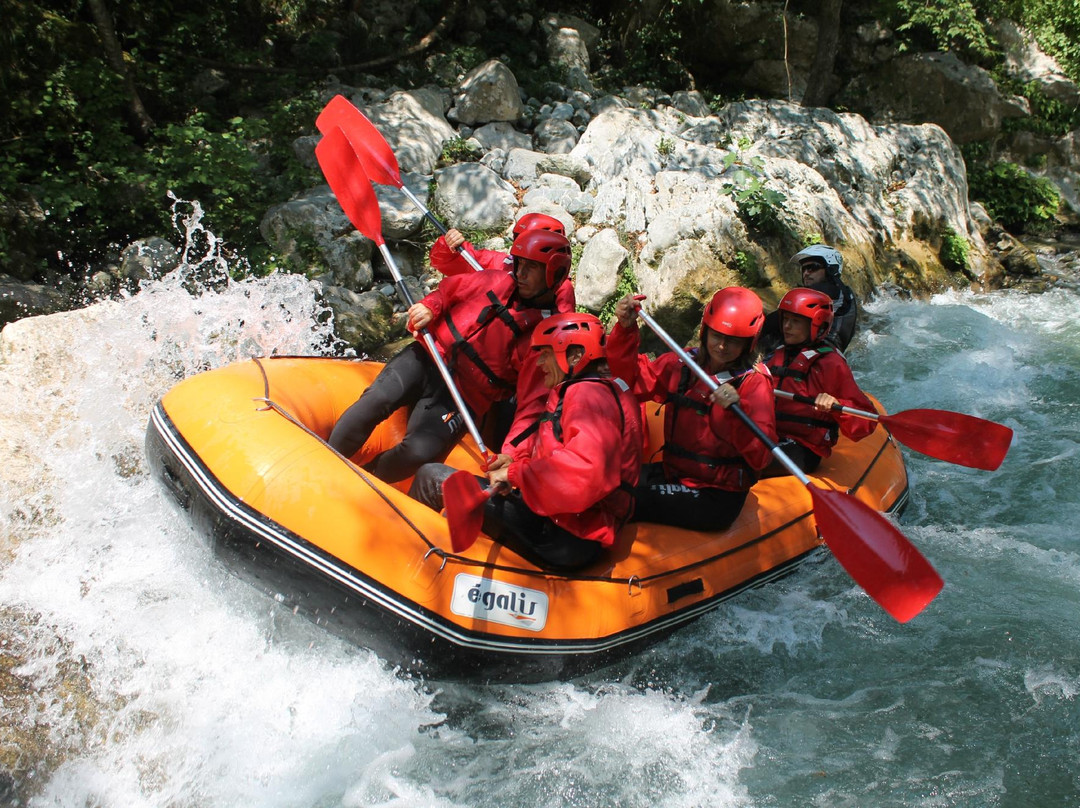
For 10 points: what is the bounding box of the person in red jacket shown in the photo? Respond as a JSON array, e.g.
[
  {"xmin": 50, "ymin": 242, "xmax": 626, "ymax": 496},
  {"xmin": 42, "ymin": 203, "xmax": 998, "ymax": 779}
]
[
  {"xmin": 607, "ymin": 287, "xmax": 777, "ymax": 532},
  {"xmin": 410, "ymin": 312, "xmax": 643, "ymax": 571},
  {"xmin": 762, "ymin": 287, "xmax": 876, "ymax": 475},
  {"xmin": 429, "ymin": 212, "xmax": 576, "ymax": 313},
  {"xmin": 328, "ymin": 229, "xmax": 574, "ymax": 483}
]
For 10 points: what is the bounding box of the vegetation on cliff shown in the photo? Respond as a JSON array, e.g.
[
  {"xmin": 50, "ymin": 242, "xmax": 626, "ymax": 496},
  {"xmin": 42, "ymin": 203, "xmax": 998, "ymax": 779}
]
[{"xmin": 2, "ymin": 0, "xmax": 1078, "ymax": 282}]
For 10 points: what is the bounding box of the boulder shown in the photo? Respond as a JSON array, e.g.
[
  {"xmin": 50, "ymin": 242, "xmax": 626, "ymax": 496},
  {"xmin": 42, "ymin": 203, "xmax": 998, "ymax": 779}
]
[
  {"xmin": 452, "ymin": 60, "xmax": 524, "ymax": 126},
  {"xmin": 360, "ymin": 88, "xmax": 456, "ymax": 174},
  {"xmin": 837, "ymin": 51, "xmax": 1029, "ymax": 144},
  {"xmin": 574, "ymin": 228, "xmax": 628, "ymax": 310},
  {"xmin": 431, "ymin": 163, "xmax": 517, "ymax": 232}
]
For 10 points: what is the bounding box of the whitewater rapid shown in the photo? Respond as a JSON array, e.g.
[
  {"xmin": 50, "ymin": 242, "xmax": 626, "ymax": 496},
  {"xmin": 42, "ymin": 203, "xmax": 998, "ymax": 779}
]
[{"xmin": 1, "ymin": 255, "xmax": 1078, "ymax": 806}]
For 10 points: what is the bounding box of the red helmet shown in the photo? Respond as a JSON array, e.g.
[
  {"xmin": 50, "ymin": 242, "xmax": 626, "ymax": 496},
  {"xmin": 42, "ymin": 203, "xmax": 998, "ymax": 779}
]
[
  {"xmin": 512, "ymin": 212, "xmax": 565, "ymax": 238},
  {"xmin": 531, "ymin": 312, "xmax": 606, "ymax": 376},
  {"xmin": 700, "ymin": 287, "xmax": 764, "ymax": 351},
  {"xmin": 778, "ymin": 287, "xmax": 834, "ymax": 343},
  {"xmin": 510, "ymin": 229, "xmax": 572, "ymax": 289}
]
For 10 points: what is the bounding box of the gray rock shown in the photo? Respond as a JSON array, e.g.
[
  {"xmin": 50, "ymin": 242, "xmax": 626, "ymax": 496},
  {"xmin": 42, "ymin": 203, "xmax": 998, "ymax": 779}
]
[
  {"xmin": 119, "ymin": 237, "xmax": 181, "ymax": 285},
  {"xmin": 671, "ymin": 91, "xmax": 712, "ymax": 119},
  {"xmin": 838, "ymin": 51, "xmax": 1029, "ymax": 144},
  {"xmin": 534, "ymin": 118, "xmax": 580, "ymax": 154},
  {"xmin": 472, "ymin": 122, "xmax": 533, "ymax": 153},
  {"xmin": 0, "ymin": 276, "xmax": 69, "ymax": 326},
  {"xmin": 453, "ymin": 60, "xmax": 524, "ymax": 126},
  {"xmin": 574, "ymin": 228, "xmax": 629, "ymax": 310},
  {"xmin": 432, "ymin": 163, "xmax": 517, "ymax": 232}
]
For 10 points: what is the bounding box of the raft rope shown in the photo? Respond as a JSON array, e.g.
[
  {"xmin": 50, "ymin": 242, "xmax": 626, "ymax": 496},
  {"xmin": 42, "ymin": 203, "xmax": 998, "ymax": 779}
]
[{"xmin": 248, "ymin": 357, "xmax": 896, "ymax": 587}]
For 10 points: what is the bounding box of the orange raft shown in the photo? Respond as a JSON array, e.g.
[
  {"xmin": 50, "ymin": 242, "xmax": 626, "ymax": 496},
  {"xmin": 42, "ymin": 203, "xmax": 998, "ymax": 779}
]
[{"xmin": 145, "ymin": 356, "xmax": 909, "ymax": 682}]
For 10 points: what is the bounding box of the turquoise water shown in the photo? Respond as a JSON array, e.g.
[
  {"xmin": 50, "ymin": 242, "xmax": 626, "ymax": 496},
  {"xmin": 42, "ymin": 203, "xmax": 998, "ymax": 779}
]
[{"xmin": 0, "ymin": 254, "xmax": 1077, "ymax": 806}]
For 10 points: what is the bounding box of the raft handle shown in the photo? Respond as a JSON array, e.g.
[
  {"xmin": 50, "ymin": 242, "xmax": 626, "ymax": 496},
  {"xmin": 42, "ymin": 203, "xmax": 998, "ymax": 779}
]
[
  {"xmin": 627, "ymin": 576, "xmax": 642, "ymax": 596},
  {"xmin": 423, "ymin": 546, "xmax": 449, "ymax": 571}
]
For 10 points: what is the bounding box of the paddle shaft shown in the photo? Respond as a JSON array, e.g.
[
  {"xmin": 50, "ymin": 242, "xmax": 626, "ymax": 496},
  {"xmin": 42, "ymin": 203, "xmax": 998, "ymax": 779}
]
[
  {"xmin": 774, "ymin": 388, "xmax": 879, "ymax": 421},
  {"xmin": 317, "ymin": 96, "xmax": 487, "ymax": 273},
  {"xmin": 373, "ymin": 243, "xmax": 492, "ymax": 459},
  {"xmin": 636, "ymin": 310, "xmax": 808, "ymax": 482},
  {"xmin": 314, "ymin": 125, "xmax": 491, "ymax": 459}
]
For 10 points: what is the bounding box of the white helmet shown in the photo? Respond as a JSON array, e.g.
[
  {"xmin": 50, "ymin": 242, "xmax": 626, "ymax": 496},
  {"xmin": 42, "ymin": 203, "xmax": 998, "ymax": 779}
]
[{"xmin": 791, "ymin": 245, "xmax": 843, "ymax": 283}]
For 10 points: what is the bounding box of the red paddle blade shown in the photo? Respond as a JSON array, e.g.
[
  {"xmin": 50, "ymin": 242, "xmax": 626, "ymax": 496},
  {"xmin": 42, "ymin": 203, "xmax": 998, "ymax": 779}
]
[
  {"xmin": 443, "ymin": 471, "xmax": 489, "ymax": 552},
  {"xmin": 809, "ymin": 485, "xmax": 943, "ymax": 622},
  {"xmin": 881, "ymin": 409, "xmax": 1012, "ymax": 471},
  {"xmin": 314, "ymin": 127, "xmax": 385, "ymax": 246},
  {"xmin": 316, "ymin": 94, "xmax": 403, "ymax": 188}
]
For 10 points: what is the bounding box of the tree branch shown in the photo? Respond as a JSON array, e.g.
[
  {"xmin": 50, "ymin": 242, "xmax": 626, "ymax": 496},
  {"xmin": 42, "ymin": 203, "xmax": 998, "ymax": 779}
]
[{"xmin": 87, "ymin": 0, "xmax": 155, "ymax": 139}]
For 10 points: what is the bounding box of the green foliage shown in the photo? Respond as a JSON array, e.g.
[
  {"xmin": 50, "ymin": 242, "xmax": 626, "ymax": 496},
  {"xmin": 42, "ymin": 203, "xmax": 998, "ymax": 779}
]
[
  {"xmin": 968, "ymin": 161, "xmax": 1061, "ymax": 233},
  {"xmin": 891, "ymin": 0, "xmax": 996, "ymax": 62},
  {"xmin": 940, "ymin": 228, "xmax": 971, "ymax": 272},
  {"xmin": 733, "ymin": 250, "xmax": 757, "ymax": 275},
  {"xmin": 0, "ymin": 1, "xmax": 329, "ymax": 276},
  {"xmin": 719, "ymin": 139, "xmax": 788, "ymax": 235},
  {"xmin": 999, "ymin": 79, "xmax": 1080, "ymax": 137},
  {"xmin": 656, "ymin": 136, "xmax": 676, "ymax": 157},
  {"xmin": 801, "ymin": 233, "xmax": 825, "ymax": 247},
  {"xmin": 596, "ymin": 263, "xmax": 640, "ymax": 324},
  {"xmin": 438, "ymin": 136, "xmax": 482, "ymax": 166}
]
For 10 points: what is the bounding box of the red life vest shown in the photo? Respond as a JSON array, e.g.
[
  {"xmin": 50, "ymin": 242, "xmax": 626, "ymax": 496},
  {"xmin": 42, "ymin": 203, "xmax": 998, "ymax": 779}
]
[
  {"xmin": 661, "ymin": 360, "xmax": 767, "ymax": 491},
  {"xmin": 766, "ymin": 345, "xmax": 841, "ymax": 452},
  {"xmin": 423, "ymin": 272, "xmax": 544, "ymax": 414}
]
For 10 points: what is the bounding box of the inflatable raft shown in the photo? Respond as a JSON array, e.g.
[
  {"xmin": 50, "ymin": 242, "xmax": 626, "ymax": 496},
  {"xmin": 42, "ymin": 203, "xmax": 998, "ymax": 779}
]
[{"xmin": 145, "ymin": 356, "xmax": 909, "ymax": 682}]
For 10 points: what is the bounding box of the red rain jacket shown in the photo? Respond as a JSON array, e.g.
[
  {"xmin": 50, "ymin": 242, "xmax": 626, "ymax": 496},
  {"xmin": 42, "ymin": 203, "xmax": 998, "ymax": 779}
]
[{"xmin": 506, "ymin": 376, "xmax": 643, "ymax": 547}]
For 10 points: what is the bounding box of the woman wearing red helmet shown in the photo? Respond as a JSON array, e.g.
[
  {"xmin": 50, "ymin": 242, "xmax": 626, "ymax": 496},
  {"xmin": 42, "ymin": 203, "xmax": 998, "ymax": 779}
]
[
  {"xmin": 410, "ymin": 312, "xmax": 643, "ymax": 570},
  {"xmin": 762, "ymin": 287, "xmax": 876, "ymax": 475},
  {"xmin": 328, "ymin": 229, "xmax": 575, "ymax": 483},
  {"xmin": 607, "ymin": 287, "xmax": 778, "ymax": 532}
]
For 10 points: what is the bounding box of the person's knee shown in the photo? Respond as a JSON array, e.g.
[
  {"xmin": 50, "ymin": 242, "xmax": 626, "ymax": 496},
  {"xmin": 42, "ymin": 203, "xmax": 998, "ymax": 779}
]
[{"xmin": 408, "ymin": 463, "xmax": 456, "ymax": 509}]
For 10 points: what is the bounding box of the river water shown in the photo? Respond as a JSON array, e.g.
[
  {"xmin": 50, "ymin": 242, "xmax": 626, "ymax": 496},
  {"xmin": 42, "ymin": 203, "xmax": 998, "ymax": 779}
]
[{"xmin": 1, "ymin": 241, "xmax": 1078, "ymax": 807}]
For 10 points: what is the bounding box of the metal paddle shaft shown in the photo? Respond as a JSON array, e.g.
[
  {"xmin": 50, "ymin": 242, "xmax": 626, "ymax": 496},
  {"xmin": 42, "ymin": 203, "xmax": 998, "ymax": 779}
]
[
  {"xmin": 773, "ymin": 389, "xmax": 1013, "ymax": 470},
  {"xmin": 315, "ymin": 126, "xmax": 492, "ymax": 460},
  {"xmin": 316, "ymin": 95, "xmax": 487, "ymax": 273},
  {"xmin": 634, "ymin": 308, "xmax": 943, "ymax": 622}
]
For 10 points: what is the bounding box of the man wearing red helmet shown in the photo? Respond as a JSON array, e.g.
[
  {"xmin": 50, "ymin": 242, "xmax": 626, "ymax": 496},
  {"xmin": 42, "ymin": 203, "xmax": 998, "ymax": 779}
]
[
  {"xmin": 762, "ymin": 287, "xmax": 876, "ymax": 475},
  {"xmin": 410, "ymin": 312, "xmax": 643, "ymax": 570},
  {"xmin": 328, "ymin": 229, "xmax": 576, "ymax": 483},
  {"xmin": 607, "ymin": 287, "xmax": 778, "ymax": 532},
  {"xmin": 428, "ymin": 212, "xmax": 576, "ymax": 313}
]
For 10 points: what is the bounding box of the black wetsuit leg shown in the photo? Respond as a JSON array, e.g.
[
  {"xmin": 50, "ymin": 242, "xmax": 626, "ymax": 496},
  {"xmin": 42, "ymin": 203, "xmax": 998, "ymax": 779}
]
[
  {"xmin": 329, "ymin": 343, "xmax": 465, "ymax": 483},
  {"xmin": 758, "ymin": 439, "xmax": 822, "ymax": 478},
  {"xmin": 409, "ymin": 462, "xmax": 602, "ymax": 571},
  {"xmin": 631, "ymin": 462, "xmax": 748, "ymax": 532}
]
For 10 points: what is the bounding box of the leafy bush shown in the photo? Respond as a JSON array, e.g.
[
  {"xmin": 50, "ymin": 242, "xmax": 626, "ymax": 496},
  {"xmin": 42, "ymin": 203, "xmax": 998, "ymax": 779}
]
[
  {"xmin": 968, "ymin": 161, "xmax": 1061, "ymax": 233},
  {"xmin": 438, "ymin": 137, "xmax": 482, "ymax": 166},
  {"xmin": 719, "ymin": 139, "xmax": 788, "ymax": 235},
  {"xmin": 940, "ymin": 228, "xmax": 971, "ymax": 272}
]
